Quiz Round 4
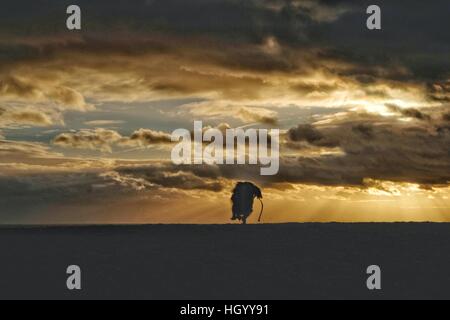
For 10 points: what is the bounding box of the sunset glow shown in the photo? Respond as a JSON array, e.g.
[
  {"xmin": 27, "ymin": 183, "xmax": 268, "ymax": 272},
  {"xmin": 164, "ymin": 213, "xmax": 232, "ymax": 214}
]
[{"xmin": 0, "ymin": 0, "xmax": 449, "ymax": 224}]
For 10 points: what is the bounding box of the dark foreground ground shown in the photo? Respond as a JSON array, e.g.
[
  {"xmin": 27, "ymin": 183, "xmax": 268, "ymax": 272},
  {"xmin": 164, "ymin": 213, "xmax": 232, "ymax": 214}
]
[{"xmin": 1, "ymin": 223, "xmax": 450, "ymax": 299}]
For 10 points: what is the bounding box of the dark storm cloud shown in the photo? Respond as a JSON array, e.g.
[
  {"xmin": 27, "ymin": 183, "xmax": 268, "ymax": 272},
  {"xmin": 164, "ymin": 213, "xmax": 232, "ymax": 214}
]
[
  {"xmin": 0, "ymin": 172, "xmax": 103, "ymax": 200},
  {"xmin": 0, "ymin": 161, "xmax": 225, "ymax": 212},
  {"xmin": 278, "ymin": 112, "xmax": 450, "ymax": 186},
  {"xmin": 0, "ymin": 0, "xmax": 448, "ymax": 89},
  {"xmin": 0, "ymin": 0, "xmax": 313, "ymax": 43}
]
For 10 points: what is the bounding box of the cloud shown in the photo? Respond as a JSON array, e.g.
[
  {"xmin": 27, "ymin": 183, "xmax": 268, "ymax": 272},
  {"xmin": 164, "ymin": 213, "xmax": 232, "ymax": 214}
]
[
  {"xmin": 385, "ymin": 103, "xmax": 431, "ymax": 121},
  {"xmin": 0, "ymin": 76, "xmax": 92, "ymax": 111},
  {"xmin": 116, "ymin": 164, "xmax": 225, "ymax": 192},
  {"xmin": 0, "ymin": 0, "xmax": 445, "ymax": 113},
  {"xmin": 47, "ymin": 86, "xmax": 93, "ymax": 111},
  {"xmin": 265, "ymin": 0, "xmax": 354, "ymax": 23},
  {"xmin": 287, "ymin": 124, "xmax": 339, "ymax": 147},
  {"xmin": 276, "ymin": 111, "xmax": 450, "ymax": 186},
  {"xmin": 0, "ymin": 107, "xmax": 54, "ymax": 127},
  {"xmin": 182, "ymin": 101, "xmax": 279, "ymax": 124},
  {"xmin": 126, "ymin": 128, "xmax": 173, "ymax": 146},
  {"xmin": 52, "ymin": 122, "xmax": 275, "ymax": 154},
  {"xmin": 0, "ymin": 139, "xmax": 62, "ymax": 159},
  {"xmin": 0, "ymin": 76, "xmax": 41, "ymax": 99},
  {"xmin": 236, "ymin": 107, "xmax": 278, "ymax": 125},
  {"xmin": 0, "ymin": 160, "xmax": 226, "ymax": 213},
  {"xmin": 48, "ymin": 106, "xmax": 450, "ymax": 188},
  {"xmin": 99, "ymin": 171, "xmax": 156, "ymax": 191},
  {"xmin": 428, "ymin": 81, "xmax": 450, "ymax": 102},
  {"xmin": 53, "ymin": 128, "xmax": 173, "ymax": 152},
  {"xmin": 53, "ymin": 129, "xmax": 123, "ymax": 153},
  {"xmin": 0, "ymin": 76, "xmax": 93, "ymax": 129}
]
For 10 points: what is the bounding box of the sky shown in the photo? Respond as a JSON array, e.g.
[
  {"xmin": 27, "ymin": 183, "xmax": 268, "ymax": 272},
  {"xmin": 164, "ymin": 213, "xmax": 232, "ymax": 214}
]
[{"xmin": 0, "ymin": 0, "xmax": 449, "ymax": 224}]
